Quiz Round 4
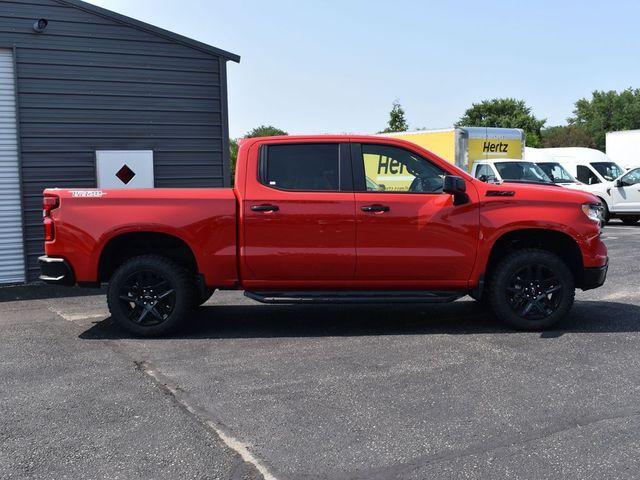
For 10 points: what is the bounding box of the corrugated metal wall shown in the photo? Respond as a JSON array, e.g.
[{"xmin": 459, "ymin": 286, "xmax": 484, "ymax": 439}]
[
  {"xmin": 0, "ymin": 49, "xmax": 26, "ymax": 284},
  {"xmin": 0, "ymin": 0, "xmax": 230, "ymax": 281}
]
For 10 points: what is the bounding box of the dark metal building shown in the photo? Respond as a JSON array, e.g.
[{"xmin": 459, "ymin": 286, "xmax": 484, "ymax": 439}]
[{"xmin": 0, "ymin": 0, "xmax": 240, "ymax": 283}]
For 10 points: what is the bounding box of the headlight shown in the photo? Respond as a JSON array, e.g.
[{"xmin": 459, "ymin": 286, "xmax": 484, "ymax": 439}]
[{"xmin": 582, "ymin": 203, "xmax": 603, "ymax": 223}]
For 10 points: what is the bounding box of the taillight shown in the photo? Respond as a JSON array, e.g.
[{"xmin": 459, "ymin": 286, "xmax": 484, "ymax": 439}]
[
  {"xmin": 43, "ymin": 217, "xmax": 55, "ymax": 242},
  {"xmin": 43, "ymin": 195, "xmax": 59, "ymax": 242},
  {"xmin": 43, "ymin": 195, "xmax": 59, "ymax": 217}
]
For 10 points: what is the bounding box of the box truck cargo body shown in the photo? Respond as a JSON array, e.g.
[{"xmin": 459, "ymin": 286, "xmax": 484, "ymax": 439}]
[
  {"xmin": 606, "ymin": 130, "xmax": 640, "ymax": 170},
  {"xmin": 384, "ymin": 127, "xmax": 525, "ymax": 173}
]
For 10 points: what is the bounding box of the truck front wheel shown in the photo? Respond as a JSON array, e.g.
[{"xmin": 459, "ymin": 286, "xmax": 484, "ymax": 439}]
[
  {"xmin": 107, "ymin": 255, "xmax": 194, "ymax": 337},
  {"xmin": 488, "ymin": 249, "xmax": 575, "ymax": 330}
]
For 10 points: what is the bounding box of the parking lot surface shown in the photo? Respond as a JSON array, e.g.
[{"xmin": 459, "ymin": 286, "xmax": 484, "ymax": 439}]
[{"xmin": 2, "ymin": 222, "xmax": 639, "ymax": 480}]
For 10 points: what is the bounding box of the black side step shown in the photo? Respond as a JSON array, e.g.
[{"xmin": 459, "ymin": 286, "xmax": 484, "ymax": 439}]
[{"xmin": 244, "ymin": 290, "xmax": 466, "ymax": 304}]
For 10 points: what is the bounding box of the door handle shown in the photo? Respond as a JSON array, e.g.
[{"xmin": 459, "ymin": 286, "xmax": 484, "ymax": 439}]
[
  {"xmin": 251, "ymin": 204, "xmax": 279, "ymax": 212},
  {"xmin": 361, "ymin": 204, "xmax": 390, "ymax": 213}
]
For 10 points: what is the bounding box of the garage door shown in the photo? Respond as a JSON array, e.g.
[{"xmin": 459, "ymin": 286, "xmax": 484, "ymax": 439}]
[{"xmin": 0, "ymin": 49, "xmax": 25, "ymax": 284}]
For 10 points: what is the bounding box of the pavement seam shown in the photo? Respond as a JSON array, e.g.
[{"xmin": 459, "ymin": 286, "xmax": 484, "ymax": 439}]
[
  {"xmin": 39, "ymin": 308, "xmax": 275, "ymax": 479},
  {"xmin": 47, "ymin": 305, "xmax": 107, "ymax": 322},
  {"xmin": 136, "ymin": 359, "xmax": 279, "ymax": 480},
  {"xmin": 327, "ymin": 408, "xmax": 640, "ymax": 480}
]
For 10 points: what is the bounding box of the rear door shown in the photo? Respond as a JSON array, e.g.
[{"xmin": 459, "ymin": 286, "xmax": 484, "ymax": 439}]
[
  {"xmin": 609, "ymin": 168, "xmax": 640, "ymax": 213},
  {"xmin": 351, "ymin": 142, "xmax": 479, "ymax": 289},
  {"xmin": 241, "ymin": 142, "xmax": 356, "ymax": 289}
]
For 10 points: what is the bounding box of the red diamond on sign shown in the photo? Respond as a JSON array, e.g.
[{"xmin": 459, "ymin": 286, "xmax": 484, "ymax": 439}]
[{"xmin": 115, "ymin": 164, "xmax": 136, "ymax": 185}]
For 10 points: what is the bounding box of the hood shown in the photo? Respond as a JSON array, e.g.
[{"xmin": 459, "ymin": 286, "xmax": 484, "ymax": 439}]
[{"xmin": 474, "ymin": 179, "xmax": 600, "ymax": 205}]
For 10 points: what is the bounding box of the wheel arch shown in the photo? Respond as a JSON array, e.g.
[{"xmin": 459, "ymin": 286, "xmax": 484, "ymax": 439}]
[
  {"xmin": 98, "ymin": 231, "xmax": 199, "ymax": 283},
  {"xmin": 485, "ymin": 228, "xmax": 583, "ymax": 285}
]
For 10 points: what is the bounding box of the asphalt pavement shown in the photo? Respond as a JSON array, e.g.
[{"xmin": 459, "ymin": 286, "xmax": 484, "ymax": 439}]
[{"xmin": 1, "ymin": 221, "xmax": 639, "ymax": 480}]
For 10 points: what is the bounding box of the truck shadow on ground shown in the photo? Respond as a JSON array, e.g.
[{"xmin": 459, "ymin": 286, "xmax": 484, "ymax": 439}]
[{"xmin": 79, "ymin": 299, "xmax": 640, "ymax": 340}]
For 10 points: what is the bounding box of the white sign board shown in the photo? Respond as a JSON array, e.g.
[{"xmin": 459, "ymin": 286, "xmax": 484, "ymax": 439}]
[{"xmin": 96, "ymin": 150, "xmax": 154, "ymax": 189}]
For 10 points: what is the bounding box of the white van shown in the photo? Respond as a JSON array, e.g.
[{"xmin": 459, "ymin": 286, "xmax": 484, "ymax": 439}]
[
  {"xmin": 526, "ymin": 148, "xmax": 624, "ymax": 185},
  {"xmin": 526, "ymin": 147, "xmax": 639, "ymax": 224},
  {"xmin": 472, "ymin": 158, "xmax": 567, "ymax": 185}
]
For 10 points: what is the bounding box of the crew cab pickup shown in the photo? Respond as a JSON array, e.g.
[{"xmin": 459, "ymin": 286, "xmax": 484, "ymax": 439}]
[{"xmin": 40, "ymin": 135, "xmax": 608, "ymax": 336}]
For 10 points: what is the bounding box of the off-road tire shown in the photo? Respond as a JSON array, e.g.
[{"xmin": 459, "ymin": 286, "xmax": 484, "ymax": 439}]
[
  {"xmin": 599, "ymin": 199, "xmax": 610, "ymax": 226},
  {"xmin": 621, "ymin": 216, "xmax": 640, "ymax": 225},
  {"xmin": 488, "ymin": 249, "xmax": 575, "ymax": 331},
  {"xmin": 107, "ymin": 255, "xmax": 194, "ymax": 337}
]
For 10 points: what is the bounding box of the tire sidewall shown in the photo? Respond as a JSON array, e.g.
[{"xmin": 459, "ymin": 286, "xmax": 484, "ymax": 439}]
[
  {"xmin": 107, "ymin": 256, "xmax": 192, "ymax": 337},
  {"xmin": 489, "ymin": 250, "xmax": 575, "ymax": 330}
]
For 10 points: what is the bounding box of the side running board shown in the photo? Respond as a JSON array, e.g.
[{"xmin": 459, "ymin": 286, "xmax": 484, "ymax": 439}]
[{"xmin": 244, "ymin": 290, "xmax": 465, "ymax": 304}]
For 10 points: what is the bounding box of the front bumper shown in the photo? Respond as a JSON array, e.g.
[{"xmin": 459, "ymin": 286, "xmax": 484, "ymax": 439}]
[
  {"xmin": 580, "ymin": 260, "xmax": 608, "ymax": 291},
  {"xmin": 38, "ymin": 256, "xmax": 75, "ymax": 286}
]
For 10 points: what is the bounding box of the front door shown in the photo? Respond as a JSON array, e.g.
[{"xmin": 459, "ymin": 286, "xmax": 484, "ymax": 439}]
[
  {"xmin": 609, "ymin": 168, "xmax": 640, "ymax": 213},
  {"xmin": 351, "ymin": 142, "xmax": 479, "ymax": 289},
  {"xmin": 241, "ymin": 142, "xmax": 356, "ymax": 290}
]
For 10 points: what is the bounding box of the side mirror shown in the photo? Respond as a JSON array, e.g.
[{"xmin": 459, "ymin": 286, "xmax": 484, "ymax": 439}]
[
  {"xmin": 443, "ymin": 175, "xmax": 469, "ymax": 205},
  {"xmin": 478, "ymin": 175, "xmax": 489, "ymax": 183},
  {"xmin": 616, "ymin": 179, "xmax": 628, "ymax": 188}
]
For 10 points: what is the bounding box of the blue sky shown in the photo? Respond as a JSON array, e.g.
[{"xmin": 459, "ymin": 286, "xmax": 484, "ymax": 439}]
[{"xmin": 89, "ymin": 0, "xmax": 640, "ymax": 138}]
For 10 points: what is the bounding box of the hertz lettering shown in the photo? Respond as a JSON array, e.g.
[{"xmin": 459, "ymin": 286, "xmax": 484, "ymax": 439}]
[
  {"xmin": 483, "ymin": 141, "xmax": 509, "ymax": 153},
  {"xmin": 377, "ymin": 157, "xmax": 406, "ymax": 175}
]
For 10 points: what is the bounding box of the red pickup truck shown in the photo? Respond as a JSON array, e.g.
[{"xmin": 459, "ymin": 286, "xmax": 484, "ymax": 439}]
[{"xmin": 40, "ymin": 135, "xmax": 608, "ymax": 336}]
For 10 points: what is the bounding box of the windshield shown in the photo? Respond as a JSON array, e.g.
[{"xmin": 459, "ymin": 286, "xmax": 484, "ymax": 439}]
[
  {"xmin": 495, "ymin": 162, "xmax": 553, "ymax": 183},
  {"xmin": 536, "ymin": 162, "xmax": 577, "ymax": 183},
  {"xmin": 592, "ymin": 162, "xmax": 624, "ymax": 181}
]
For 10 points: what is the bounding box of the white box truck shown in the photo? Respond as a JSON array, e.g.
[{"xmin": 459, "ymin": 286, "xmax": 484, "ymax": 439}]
[{"xmin": 606, "ymin": 130, "xmax": 640, "ymax": 170}]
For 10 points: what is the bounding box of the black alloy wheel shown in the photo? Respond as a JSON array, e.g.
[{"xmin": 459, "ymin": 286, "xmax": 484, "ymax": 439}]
[
  {"xmin": 118, "ymin": 270, "xmax": 176, "ymax": 326},
  {"xmin": 488, "ymin": 249, "xmax": 575, "ymax": 330},
  {"xmin": 107, "ymin": 255, "xmax": 194, "ymax": 337},
  {"xmin": 505, "ymin": 264, "xmax": 563, "ymax": 320}
]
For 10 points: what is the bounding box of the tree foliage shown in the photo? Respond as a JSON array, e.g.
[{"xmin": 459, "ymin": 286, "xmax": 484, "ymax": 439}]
[
  {"xmin": 244, "ymin": 125, "xmax": 289, "ymax": 138},
  {"xmin": 229, "ymin": 138, "xmax": 239, "ymax": 182},
  {"xmin": 380, "ymin": 100, "xmax": 409, "ymax": 133},
  {"xmin": 569, "ymin": 89, "xmax": 640, "ymax": 151},
  {"xmin": 457, "ymin": 98, "xmax": 546, "ymax": 147},
  {"xmin": 541, "ymin": 125, "xmax": 595, "ymax": 148}
]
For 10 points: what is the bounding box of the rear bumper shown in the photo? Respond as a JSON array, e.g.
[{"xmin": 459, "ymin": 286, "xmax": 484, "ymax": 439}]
[
  {"xmin": 38, "ymin": 256, "xmax": 75, "ymax": 286},
  {"xmin": 580, "ymin": 259, "xmax": 608, "ymax": 291}
]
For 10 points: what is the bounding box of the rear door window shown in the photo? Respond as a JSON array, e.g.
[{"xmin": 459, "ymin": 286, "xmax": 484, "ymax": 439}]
[{"xmin": 262, "ymin": 144, "xmax": 340, "ymax": 191}]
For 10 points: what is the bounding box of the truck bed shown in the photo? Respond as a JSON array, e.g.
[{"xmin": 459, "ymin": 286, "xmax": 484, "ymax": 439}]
[{"xmin": 43, "ymin": 188, "xmax": 238, "ymax": 287}]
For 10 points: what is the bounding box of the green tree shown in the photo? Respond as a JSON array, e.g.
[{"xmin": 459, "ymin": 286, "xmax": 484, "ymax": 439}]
[
  {"xmin": 245, "ymin": 125, "xmax": 288, "ymax": 138},
  {"xmin": 380, "ymin": 100, "xmax": 409, "ymax": 133},
  {"xmin": 569, "ymin": 89, "xmax": 640, "ymax": 151},
  {"xmin": 457, "ymin": 98, "xmax": 546, "ymax": 147},
  {"xmin": 541, "ymin": 125, "xmax": 595, "ymax": 148},
  {"xmin": 229, "ymin": 125, "xmax": 288, "ymax": 185},
  {"xmin": 229, "ymin": 138, "xmax": 239, "ymax": 183}
]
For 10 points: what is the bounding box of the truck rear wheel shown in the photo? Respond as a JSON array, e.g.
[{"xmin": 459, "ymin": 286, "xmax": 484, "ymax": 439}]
[
  {"xmin": 107, "ymin": 255, "xmax": 194, "ymax": 337},
  {"xmin": 488, "ymin": 249, "xmax": 575, "ymax": 331}
]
